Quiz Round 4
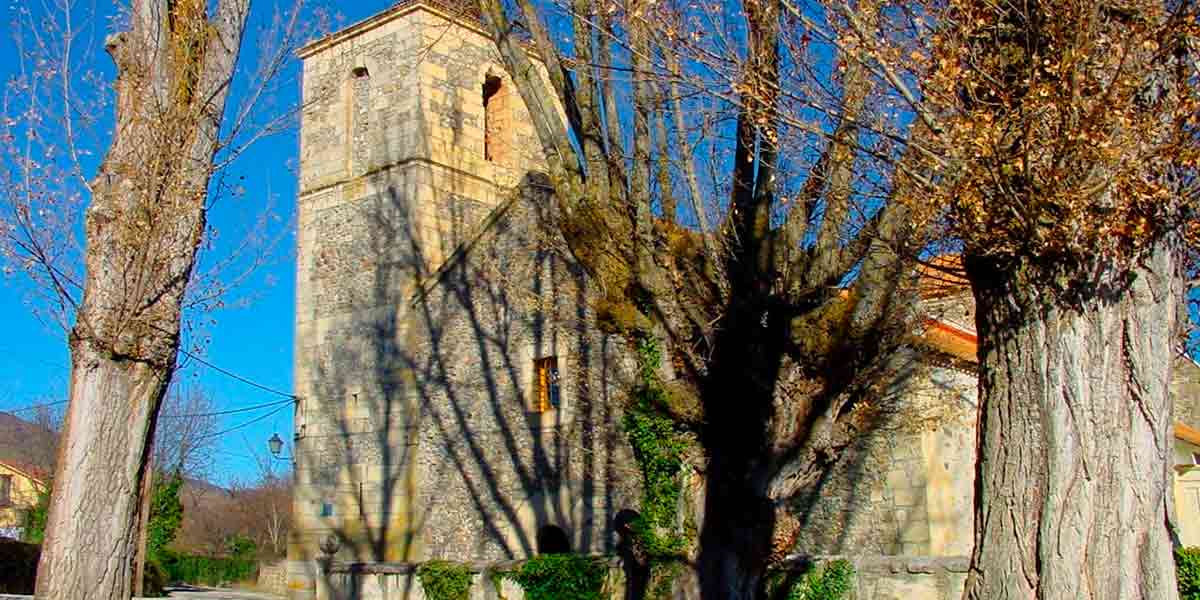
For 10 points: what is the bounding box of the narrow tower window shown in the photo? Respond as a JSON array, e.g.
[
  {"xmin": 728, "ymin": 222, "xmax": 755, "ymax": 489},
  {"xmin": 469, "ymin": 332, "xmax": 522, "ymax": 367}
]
[
  {"xmin": 533, "ymin": 356, "xmax": 560, "ymax": 412},
  {"xmin": 482, "ymin": 75, "xmax": 504, "ymax": 162},
  {"xmin": 349, "ymin": 66, "xmax": 372, "ymax": 173}
]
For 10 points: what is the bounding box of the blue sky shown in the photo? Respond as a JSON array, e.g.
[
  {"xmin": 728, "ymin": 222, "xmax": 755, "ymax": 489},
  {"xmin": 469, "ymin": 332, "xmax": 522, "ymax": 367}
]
[{"xmin": 0, "ymin": 1, "xmax": 394, "ymax": 484}]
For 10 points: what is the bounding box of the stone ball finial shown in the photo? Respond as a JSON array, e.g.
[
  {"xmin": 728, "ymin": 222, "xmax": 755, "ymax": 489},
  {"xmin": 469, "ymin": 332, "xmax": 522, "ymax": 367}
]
[{"xmin": 319, "ymin": 533, "xmax": 342, "ymax": 557}]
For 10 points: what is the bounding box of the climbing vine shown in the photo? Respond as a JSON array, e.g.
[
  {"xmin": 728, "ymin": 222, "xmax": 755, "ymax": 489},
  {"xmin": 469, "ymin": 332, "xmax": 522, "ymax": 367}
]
[
  {"xmin": 621, "ymin": 336, "xmax": 698, "ymax": 598},
  {"xmin": 623, "ymin": 337, "xmax": 689, "ymax": 559},
  {"xmin": 769, "ymin": 560, "xmax": 855, "ymax": 600},
  {"xmin": 416, "ymin": 560, "xmax": 474, "ymax": 600},
  {"xmin": 147, "ymin": 471, "xmax": 184, "ymax": 561},
  {"xmin": 504, "ymin": 554, "xmax": 607, "ymax": 600}
]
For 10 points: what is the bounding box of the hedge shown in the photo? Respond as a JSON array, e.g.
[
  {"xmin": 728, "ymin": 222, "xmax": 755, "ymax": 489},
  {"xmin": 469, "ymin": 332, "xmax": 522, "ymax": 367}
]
[{"xmin": 159, "ymin": 551, "xmax": 258, "ymax": 586}]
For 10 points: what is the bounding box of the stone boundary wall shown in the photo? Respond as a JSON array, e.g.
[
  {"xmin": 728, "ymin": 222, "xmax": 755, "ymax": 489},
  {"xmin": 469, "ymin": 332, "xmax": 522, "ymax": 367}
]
[
  {"xmin": 783, "ymin": 555, "xmax": 968, "ymax": 600},
  {"xmin": 0, "ymin": 597, "xmax": 161, "ymax": 600},
  {"xmin": 321, "ymin": 555, "xmax": 970, "ymax": 600},
  {"xmin": 259, "ymin": 560, "xmax": 289, "ymax": 596}
]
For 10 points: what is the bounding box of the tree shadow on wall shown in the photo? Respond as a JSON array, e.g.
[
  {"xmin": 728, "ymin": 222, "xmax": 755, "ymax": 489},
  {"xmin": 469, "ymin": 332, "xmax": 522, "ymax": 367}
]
[{"xmin": 292, "ymin": 160, "xmax": 638, "ymax": 598}]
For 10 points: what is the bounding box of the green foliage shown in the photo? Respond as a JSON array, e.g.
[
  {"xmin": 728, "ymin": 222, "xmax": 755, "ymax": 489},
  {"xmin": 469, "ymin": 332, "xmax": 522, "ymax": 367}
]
[
  {"xmin": 22, "ymin": 485, "xmax": 51, "ymax": 545},
  {"xmin": 147, "ymin": 471, "xmax": 184, "ymax": 561},
  {"xmin": 0, "ymin": 538, "xmax": 40, "ymax": 594},
  {"xmin": 225, "ymin": 533, "xmax": 257, "ymax": 560},
  {"xmin": 771, "ymin": 560, "xmax": 855, "ymax": 600},
  {"xmin": 1177, "ymin": 547, "xmax": 1200, "ymax": 600},
  {"xmin": 622, "ymin": 337, "xmax": 688, "ymax": 559},
  {"xmin": 505, "ymin": 554, "xmax": 607, "ymax": 600},
  {"xmin": 416, "ymin": 560, "xmax": 474, "ymax": 600},
  {"xmin": 636, "ymin": 336, "xmax": 664, "ymax": 383},
  {"xmin": 159, "ymin": 551, "xmax": 258, "ymax": 586},
  {"xmin": 647, "ymin": 561, "xmax": 683, "ymax": 600}
]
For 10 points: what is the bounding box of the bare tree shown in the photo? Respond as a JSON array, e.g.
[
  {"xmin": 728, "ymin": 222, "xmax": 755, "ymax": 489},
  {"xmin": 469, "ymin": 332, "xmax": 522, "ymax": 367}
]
[
  {"xmin": 472, "ymin": 0, "xmax": 1199, "ymax": 596},
  {"xmin": 153, "ymin": 384, "xmax": 221, "ymax": 478},
  {"xmin": 229, "ymin": 451, "xmax": 292, "ymax": 559},
  {"xmin": 27, "ymin": 400, "xmax": 65, "ymax": 472},
  {"xmin": 473, "ymin": 0, "xmax": 931, "ymax": 595},
  {"xmin": 246, "ymin": 438, "xmax": 292, "ymax": 558},
  {"xmin": 35, "ymin": 1, "xmax": 251, "ymax": 594},
  {"xmin": 174, "ymin": 482, "xmax": 242, "ymax": 556},
  {"xmin": 0, "ymin": 0, "xmax": 322, "ymax": 596}
]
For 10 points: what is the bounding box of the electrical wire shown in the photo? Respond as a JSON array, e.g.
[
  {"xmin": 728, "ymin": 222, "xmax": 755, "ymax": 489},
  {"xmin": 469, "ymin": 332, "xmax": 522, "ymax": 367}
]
[
  {"xmin": 1, "ymin": 399, "xmax": 69, "ymax": 414},
  {"xmin": 159, "ymin": 397, "xmax": 295, "ymax": 419},
  {"xmin": 196, "ymin": 402, "xmax": 292, "ymax": 441},
  {"xmin": 177, "ymin": 347, "xmax": 296, "ymax": 400},
  {"xmin": 2, "ymin": 346, "xmax": 294, "ymax": 420}
]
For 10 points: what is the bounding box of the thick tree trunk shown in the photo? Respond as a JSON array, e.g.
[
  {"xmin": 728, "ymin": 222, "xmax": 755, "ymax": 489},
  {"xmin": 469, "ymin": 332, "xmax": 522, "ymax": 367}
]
[
  {"xmin": 694, "ymin": 300, "xmax": 788, "ymax": 600},
  {"xmin": 695, "ymin": 478, "xmax": 773, "ymax": 600},
  {"xmin": 36, "ymin": 351, "xmax": 169, "ymax": 599},
  {"xmin": 33, "ymin": 2, "xmax": 248, "ymax": 598},
  {"xmin": 963, "ymin": 241, "xmax": 1182, "ymax": 600}
]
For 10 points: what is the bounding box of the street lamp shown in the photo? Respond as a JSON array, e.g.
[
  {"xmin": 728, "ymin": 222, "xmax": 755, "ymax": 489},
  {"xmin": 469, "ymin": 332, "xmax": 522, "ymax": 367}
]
[{"xmin": 268, "ymin": 432, "xmax": 285, "ymax": 458}]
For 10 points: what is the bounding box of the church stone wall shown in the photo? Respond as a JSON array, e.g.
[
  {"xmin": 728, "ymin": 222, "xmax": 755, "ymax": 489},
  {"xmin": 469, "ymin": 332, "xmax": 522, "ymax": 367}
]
[
  {"xmin": 291, "ymin": 4, "xmax": 611, "ymax": 599},
  {"xmin": 291, "ymin": 5, "xmax": 1005, "ymax": 600},
  {"xmin": 793, "ymin": 365, "xmax": 977, "ymax": 558},
  {"xmin": 405, "ymin": 189, "xmax": 640, "ymax": 561}
]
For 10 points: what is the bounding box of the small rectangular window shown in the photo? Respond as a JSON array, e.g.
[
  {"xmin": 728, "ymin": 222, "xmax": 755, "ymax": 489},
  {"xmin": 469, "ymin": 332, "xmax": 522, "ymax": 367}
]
[
  {"xmin": 1192, "ymin": 452, "xmax": 1200, "ymax": 466},
  {"xmin": 0, "ymin": 475, "xmax": 10, "ymax": 507},
  {"xmin": 320, "ymin": 502, "xmax": 335, "ymax": 517},
  {"xmin": 533, "ymin": 356, "xmax": 560, "ymax": 412}
]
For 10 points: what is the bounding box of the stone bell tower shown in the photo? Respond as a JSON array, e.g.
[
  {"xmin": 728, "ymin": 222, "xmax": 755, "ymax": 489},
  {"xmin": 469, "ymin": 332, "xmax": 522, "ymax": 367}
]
[{"xmin": 289, "ymin": 2, "xmax": 551, "ymax": 597}]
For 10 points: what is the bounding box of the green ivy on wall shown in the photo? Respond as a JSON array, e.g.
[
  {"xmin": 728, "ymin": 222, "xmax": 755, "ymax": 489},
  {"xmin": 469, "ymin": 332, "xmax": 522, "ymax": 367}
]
[
  {"xmin": 416, "ymin": 560, "xmax": 474, "ymax": 600},
  {"xmin": 21, "ymin": 486, "xmax": 51, "ymax": 544},
  {"xmin": 770, "ymin": 559, "xmax": 855, "ymax": 600},
  {"xmin": 623, "ymin": 337, "xmax": 690, "ymax": 560},
  {"xmin": 504, "ymin": 554, "xmax": 607, "ymax": 600}
]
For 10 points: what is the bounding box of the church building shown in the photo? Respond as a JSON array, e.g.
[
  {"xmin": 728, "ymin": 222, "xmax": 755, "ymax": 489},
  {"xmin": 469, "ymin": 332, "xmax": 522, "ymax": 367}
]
[
  {"xmin": 289, "ymin": 1, "xmax": 641, "ymax": 596},
  {"xmin": 287, "ymin": 2, "xmax": 1200, "ymax": 599}
]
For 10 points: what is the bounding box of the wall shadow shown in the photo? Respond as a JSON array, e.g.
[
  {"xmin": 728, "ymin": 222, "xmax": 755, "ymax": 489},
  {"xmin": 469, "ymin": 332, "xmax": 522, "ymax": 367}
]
[{"xmin": 289, "ymin": 12, "xmax": 640, "ymax": 596}]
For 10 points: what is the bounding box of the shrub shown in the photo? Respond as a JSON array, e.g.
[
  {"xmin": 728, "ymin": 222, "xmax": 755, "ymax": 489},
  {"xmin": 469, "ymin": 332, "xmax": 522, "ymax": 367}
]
[
  {"xmin": 160, "ymin": 551, "xmax": 258, "ymax": 586},
  {"xmin": 416, "ymin": 560, "xmax": 474, "ymax": 600},
  {"xmin": 770, "ymin": 559, "xmax": 855, "ymax": 600},
  {"xmin": 22, "ymin": 487, "xmax": 51, "ymax": 545},
  {"xmin": 505, "ymin": 554, "xmax": 607, "ymax": 600},
  {"xmin": 226, "ymin": 534, "xmax": 257, "ymax": 560},
  {"xmin": 1178, "ymin": 547, "xmax": 1200, "ymax": 600},
  {"xmin": 147, "ymin": 472, "xmax": 183, "ymax": 561},
  {"xmin": 0, "ymin": 538, "xmax": 39, "ymax": 594}
]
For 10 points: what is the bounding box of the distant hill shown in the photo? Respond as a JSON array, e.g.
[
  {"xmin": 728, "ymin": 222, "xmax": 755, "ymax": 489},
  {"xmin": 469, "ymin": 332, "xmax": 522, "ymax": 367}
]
[
  {"xmin": 0, "ymin": 412, "xmax": 57, "ymax": 472},
  {"xmin": 0, "ymin": 413, "xmax": 230, "ymax": 495}
]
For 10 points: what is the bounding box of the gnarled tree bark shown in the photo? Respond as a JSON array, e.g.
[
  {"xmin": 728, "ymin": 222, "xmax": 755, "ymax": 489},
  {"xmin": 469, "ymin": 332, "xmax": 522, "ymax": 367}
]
[
  {"xmin": 34, "ymin": 1, "xmax": 249, "ymax": 598},
  {"xmin": 963, "ymin": 242, "xmax": 1183, "ymax": 600},
  {"xmin": 475, "ymin": 0, "xmax": 928, "ymax": 596}
]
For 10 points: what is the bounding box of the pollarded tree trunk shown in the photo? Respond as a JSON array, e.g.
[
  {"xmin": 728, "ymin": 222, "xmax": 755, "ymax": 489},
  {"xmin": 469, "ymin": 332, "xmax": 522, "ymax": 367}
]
[
  {"xmin": 34, "ymin": 1, "xmax": 249, "ymax": 598},
  {"xmin": 37, "ymin": 346, "xmax": 173, "ymax": 599},
  {"xmin": 963, "ymin": 240, "xmax": 1182, "ymax": 600}
]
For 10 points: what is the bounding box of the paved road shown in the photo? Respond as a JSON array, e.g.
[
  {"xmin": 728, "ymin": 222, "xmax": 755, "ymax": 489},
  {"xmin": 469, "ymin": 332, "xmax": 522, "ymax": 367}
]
[
  {"xmin": 166, "ymin": 586, "xmax": 284, "ymax": 600},
  {"xmin": 0, "ymin": 588, "xmax": 283, "ymax": 600}
]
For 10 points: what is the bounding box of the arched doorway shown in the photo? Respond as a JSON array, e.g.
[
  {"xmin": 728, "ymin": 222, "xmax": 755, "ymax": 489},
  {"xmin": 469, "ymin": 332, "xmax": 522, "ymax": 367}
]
[{"xmin": 536, "ymin": 524, "xmax": 571, "ymax": 554}]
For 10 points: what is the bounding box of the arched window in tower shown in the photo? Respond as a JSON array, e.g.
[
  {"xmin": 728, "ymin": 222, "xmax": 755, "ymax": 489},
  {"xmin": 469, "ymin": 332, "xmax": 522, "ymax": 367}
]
[{"xmin": 482, "ymin": 75, "xmax": 509, "ymax": 164}]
